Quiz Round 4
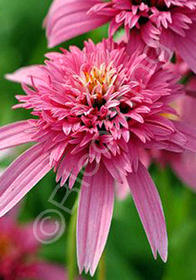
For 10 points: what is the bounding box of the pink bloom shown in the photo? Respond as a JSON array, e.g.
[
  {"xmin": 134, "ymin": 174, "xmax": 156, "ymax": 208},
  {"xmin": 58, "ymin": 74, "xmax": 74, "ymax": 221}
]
[
  {"xmin": 44, "ymin": 0, "xmax": 196, "ymax": 72},
  {"xmin": 151, "ymin": 88, "xmax": 196, "ymax": 191},
  {"xmin": 0, "ymin": 208, "xmax": 67, "ymax": 280},
  {"xmin": 147, "ymin": 56, "xmax": 196, "ymax": 191},
  {"xmin": 2, "ymin": 39, "xmax": 196, "ymax": 275}
]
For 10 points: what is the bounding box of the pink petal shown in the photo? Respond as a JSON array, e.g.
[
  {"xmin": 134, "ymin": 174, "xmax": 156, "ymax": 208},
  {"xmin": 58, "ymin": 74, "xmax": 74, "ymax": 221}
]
[
  {"xmin": 186, "ymin": 76, "xmax": 196, "ymax": 97},
  {"xmin": 159, "ymin": 29, "xmax": 174, "ymax": 61},
  {"xmin": 181, "ymin": 94, "xmax": 196, "ymax": 126},
  {"xmin": 127, "ymin": 29, "xmax": 145, "ymax": 55},
  {"xmin": 77, "ymin": 164, "xmax": 114, "ymax": 276},
  {"xmin": 44, "ymin": 0, "xmax": 110, "ymax": 47},
  {"xmin": 0, "ymin": 121, "xmax": 33, "ymax": 150},
  {"xmin": 5, "ymin": 65, "xmax": 44, "ymax": 86},
  {"xmin": 56, "ymin": 149, "xmax": 87, "ymax": 187},
  {"xmin": 0, "ymin": 144, "xmax": 51, "ymax": 217},
  {"xmin": 170, "ymin": 151, "xmax": 196, "ymax": 191},
  {"xmin": 115, "ymin": 176, "xmax": 130, "ymax": 200},
  {"xmin": 174, "ymin": 121, "xmax": 196, "ymax": 152},
  {"xmin": 36, "ymin": 262, "xmax": 67, "ymax": 280},
  {"xmin": 127, "ymin": 162, "xmax": 168, "ymax": 262},
  {"xmin": 174, "ymin": 22, "xmax": 196, "ymax": 73}
]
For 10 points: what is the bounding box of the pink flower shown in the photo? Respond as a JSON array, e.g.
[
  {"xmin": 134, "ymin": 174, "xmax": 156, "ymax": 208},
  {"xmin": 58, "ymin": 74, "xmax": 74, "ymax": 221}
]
[
  {"xmin": 149, "ymin": 96, "xmax": 196, "ymax": 191},
  {"xmin": 44, "ymin": 0, "xmax": 196, "ymax": 72},
  {"xmin": 2, "ymin": 39, "xmax": 196, "ymax": 275},
  {"xmin": 0, "ymin": 207, "xmax": 67, "ymax": 280},
  {"xmin": 151, "ymin": 58, "xmax": 196, "ymax": 191},
  {"xmin": 138, "ymin": 56, "xmax": 196, "ymax": 191}
]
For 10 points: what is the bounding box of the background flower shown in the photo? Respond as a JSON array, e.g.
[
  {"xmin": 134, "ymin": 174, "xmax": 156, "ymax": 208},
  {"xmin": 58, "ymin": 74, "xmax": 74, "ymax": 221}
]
[
  {"xmin": 147, "ymin": 56, "xmax": 196, "ymax": 191},
  {"xmin": 0, "ymin": 206, "xmax": 67, "ymax": 280},
  {"xmin": 44, "ymin": 0, "xmax": 196, "ymax": 72}
]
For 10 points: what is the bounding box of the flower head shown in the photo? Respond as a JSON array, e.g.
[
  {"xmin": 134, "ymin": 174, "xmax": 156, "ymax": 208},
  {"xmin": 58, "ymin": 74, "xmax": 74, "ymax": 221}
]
[
  {"xmin": 2, "ymin": 39, "xmax": 196, "ymax": 275},
  {"xmin": 44, "ymin": 0, "xmax": 196, "ymax": 72},
  {"xmin": 148, "ymin": 56, "xmax": 196, "ymax": 191},
  {"xmin": 0, "ymin": 208, "xmax": 66, "ymax": 280}
]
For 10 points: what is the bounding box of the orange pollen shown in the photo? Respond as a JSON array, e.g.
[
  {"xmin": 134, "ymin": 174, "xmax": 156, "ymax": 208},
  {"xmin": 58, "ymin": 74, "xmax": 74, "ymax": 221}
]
[{"xmin": 79, "ymin": 63, "xmax": 118, "ymax": 104}]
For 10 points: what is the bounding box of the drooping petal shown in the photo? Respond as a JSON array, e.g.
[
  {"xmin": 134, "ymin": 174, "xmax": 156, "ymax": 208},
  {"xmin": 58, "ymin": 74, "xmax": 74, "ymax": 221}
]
[
  {"xmin": 181, "ymin": 94, "xmax": 196, "ymax": 126},
  {"xmin": 0, "ymin": 144, "xmax": 51, "ymax": 217},
  {"xmin": 44, "ymin": 0, "xmax": 110, "ymax": 47},
  {"xmin": 127, "ymin": 162, "xmax": 168, "ymax": 262},
  {"xmin": 159, "ymin": 29, "xmax": 174, "ymax": 61},
  {"xmin": 170, "ymin": 151, "xmax": 196, "ymax": 191},
  {"xmin": 174, "ymin": 121, "xmax": 196, "ymax": 152},
  {"xmin": 126, "ymin": 29, "xmax": 145, "ymax": 55},
  {"xmin": 115, "ymin": 175, "xmax": 129, "ymax": 200},
  {"xmin": 77, "ymin": 164, "xmax": 114, "ymax": 276},
  {"xmin": 5, "ymin": 65, "xmax": 44, "ymax": 86},
  {"xmin": 56, "ymin": 148, "xmax": 88, "ymax": 188},
  {"xmin": 0, "ymin": 121, "xmax": 34, "ymax": 150},
  {"xmin": 174, "ymin": 22, "xmax": 196, "ymax": 73}
]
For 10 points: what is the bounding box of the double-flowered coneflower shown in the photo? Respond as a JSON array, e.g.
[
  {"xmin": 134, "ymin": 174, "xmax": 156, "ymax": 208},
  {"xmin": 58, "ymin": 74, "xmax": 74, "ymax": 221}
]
[
  {"xmin": 1, "ymin": 39, "xmax": 196, "ymax": 275},
  {"xmin": 44, "ymin": 0, "xmax": 196, "ymax": 72},
  {"xmin": 0, "ymin": 207, "xmax": 66, "ymax": 280},
  {"xmin": 148, "ymin": 55, "xmax": 196, "ymax": 191}
]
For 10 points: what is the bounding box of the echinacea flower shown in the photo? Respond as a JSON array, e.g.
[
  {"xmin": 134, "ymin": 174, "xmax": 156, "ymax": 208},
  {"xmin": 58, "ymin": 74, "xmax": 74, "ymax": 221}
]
[
  {"xmin": 44, "ymin": 0, "xmax": 196, "ymax": 72},
  {"xmin": 132, "ymin": 56, "xmax": 196, "ymax": 192},
  {"xmin": 0, "ymin": 207, "xmax": 67, "ymax": 280},
  {"xmin": 148, "ymin": 94, "xmax": 196, "ymax": 191},
  {"xmin": 2, "ymin": 39, "xmax": 196, "ymax": 275},
  {"xmin": 149, "ymin": 57, "xmax": 196, "ymax": 191}
]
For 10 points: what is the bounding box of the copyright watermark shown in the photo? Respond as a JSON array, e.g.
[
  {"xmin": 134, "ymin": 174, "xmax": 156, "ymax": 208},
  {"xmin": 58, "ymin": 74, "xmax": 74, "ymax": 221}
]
[{"xmin": 33, "ymin": 209, "xmax": 66, "ymax": 244}]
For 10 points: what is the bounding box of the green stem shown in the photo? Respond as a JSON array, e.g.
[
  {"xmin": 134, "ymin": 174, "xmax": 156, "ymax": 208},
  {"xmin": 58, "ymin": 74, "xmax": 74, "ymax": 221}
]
[
  {"xmin": 97, "ymin": 253, "xmax": 106, "ymax": 280},
  {"xmin": 67, "ymin": 205, "xmax": 78, "ymax": 280}
]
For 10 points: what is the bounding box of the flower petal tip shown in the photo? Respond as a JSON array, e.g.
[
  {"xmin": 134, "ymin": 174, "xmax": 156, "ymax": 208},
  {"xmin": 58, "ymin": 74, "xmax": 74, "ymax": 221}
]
[
  {"xmin": 4, "ymin": 73, "xmax": 12, "ymax": 81},
  {"xmin": 160, "ymin": 247, "xmax": 168, "ymax": 263},
  {"xmin": 48, "ymin": 41, "xmax": 55, "ymax": 49}
]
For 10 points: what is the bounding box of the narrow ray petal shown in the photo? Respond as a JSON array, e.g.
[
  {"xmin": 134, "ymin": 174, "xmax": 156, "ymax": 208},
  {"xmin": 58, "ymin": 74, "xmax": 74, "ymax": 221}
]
[
  {"xmin": 0, "ymin": 121, "xmax": 33, "ymax": 150},
  {"xmin": 0, "ymin": 145, "xmax": 51, "ymax": 217},
  {"xmin": 127, "ymin": 162, "xmax": 168, "ymax": 262},
  {"xmin": 77, "ymin": 164, "xmax": 114, "ymax": 276},
  {"xmin": 115, "ymin": 175, "xmax": 129, "ymax": 200},
  {"xmin": 5, "ymin": 65, "xmax": 44, "ymax": 86}
]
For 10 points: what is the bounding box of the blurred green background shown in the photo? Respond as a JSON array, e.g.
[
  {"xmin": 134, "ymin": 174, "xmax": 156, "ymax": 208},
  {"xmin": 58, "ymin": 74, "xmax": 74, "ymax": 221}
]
[{"xmin": 0, "ymin": 1, "xmax": 196, "ymax": 279}]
